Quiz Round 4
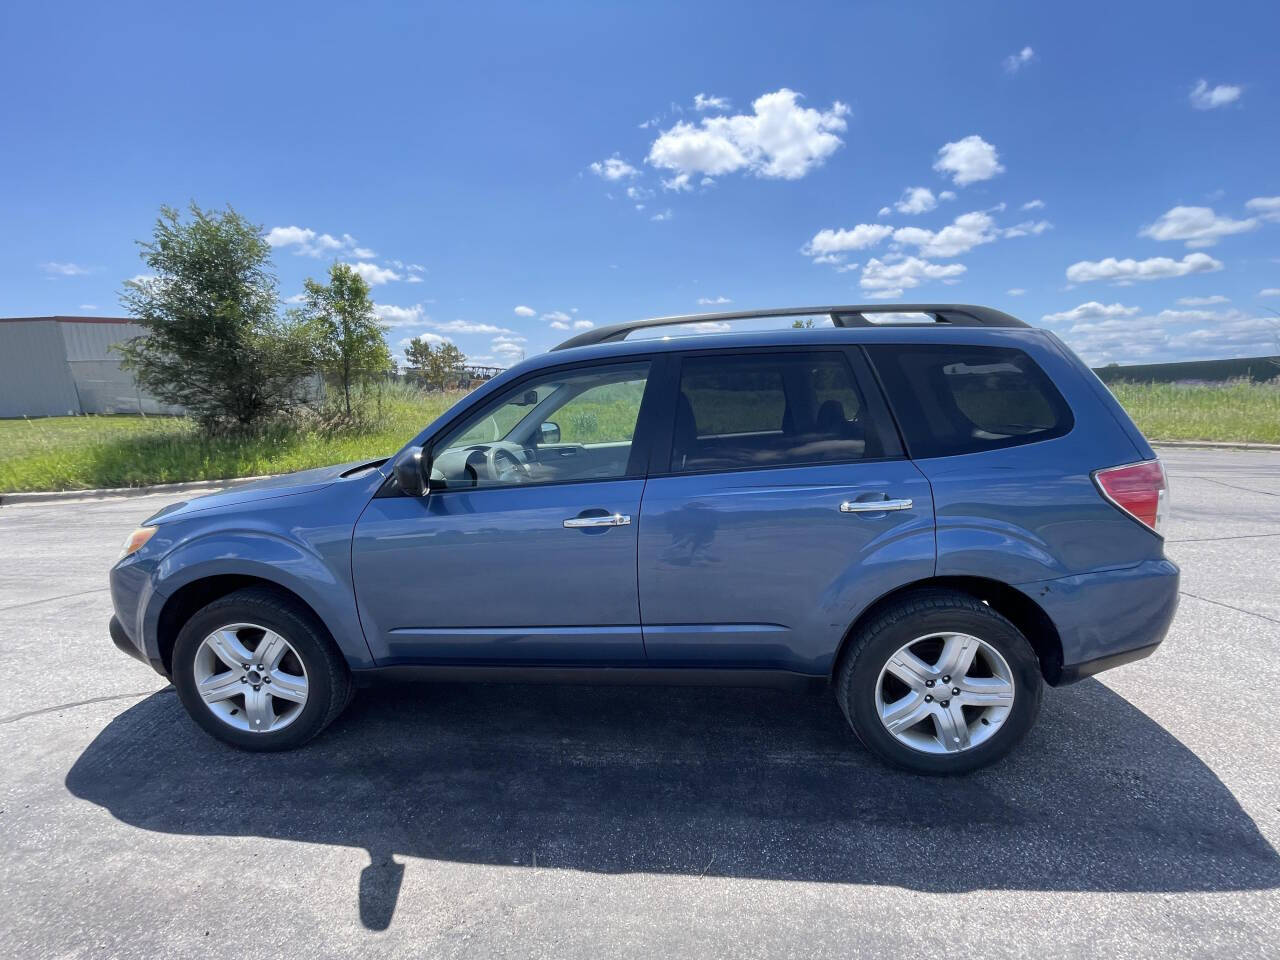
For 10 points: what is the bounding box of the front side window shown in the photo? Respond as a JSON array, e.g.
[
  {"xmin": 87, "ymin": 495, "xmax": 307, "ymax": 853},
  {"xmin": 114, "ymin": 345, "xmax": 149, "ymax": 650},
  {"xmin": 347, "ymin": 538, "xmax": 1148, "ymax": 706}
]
[
  {"xmin": 431, "ymin": 362, "xmax": 651, "ymax": 489},
  {"xmin": 670, "ymin": 352, "xmax": 883, "ymax": 472},
  {"xmin": 864, "ymin": 344, "xmax": 1072, "ymax": 458}
]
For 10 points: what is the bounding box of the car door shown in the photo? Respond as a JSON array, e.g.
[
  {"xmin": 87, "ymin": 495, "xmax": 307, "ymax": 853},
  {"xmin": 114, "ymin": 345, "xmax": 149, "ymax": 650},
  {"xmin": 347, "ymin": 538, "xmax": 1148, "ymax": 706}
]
[
  {"xmin": 637, "ymin": 347, "xmax": 936, "ymax": 675},
  {"xmin": 353, "ymin": 358, "xmax": 659, "ymax": 666}
]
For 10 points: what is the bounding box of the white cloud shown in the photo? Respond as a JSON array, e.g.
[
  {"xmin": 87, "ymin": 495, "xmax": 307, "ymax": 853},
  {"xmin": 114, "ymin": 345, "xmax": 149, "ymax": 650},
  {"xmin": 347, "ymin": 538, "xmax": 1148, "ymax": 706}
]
[
  {"xmin": 803, "ymin": 223, "xmax": 894, "ymax": 257},
  {"xmin": 1139, "ymin": 205, "xmax": 1258, "ymax": 247},
  {"xmin": 1189, "ymin": 79, "xmax": 1242, "ymax": 110},
  {"xmin": 267, "ymin": 226, "xmax": 374, "ymax": 259},
  {"xmin": 42, "ymin": 261, "xmax": 91, "ymax": 276},
  {"xmin": 78, "ymin": 303, "xmax": 98, "ymax": 310},
  {"xmin": 542, "ymin": 310, "xmax": 572, "ymax": 324},
  {"xmin": 1245, "ymin": 196, "xmax": 1280, "ymax": 221},
  {"xmin": 513, "ymin": 305, "xmax": 536, "ymax": 317},
  {"xmin": 1055, "ymin": 305, "xmax": 1276, "ymax": 365},
  {"xmin": 894, "ymin": 186, "xmax": 939, "ymax": 215},
  {"xmin": 434, "ymin": 320, "xmax": 514, "ymax": 334},
  {"xmin": 1041, "ymin": 301, "xmax": 1142, "ymax": 324},
  {"xmin": 1177, "ymin": 295, "xmax": 1230, "ymax": 306},
  {"xmin": 693, "ymin": 93, "xmax": 730, "ymax": 112},
  {"xmin": 697, "ymin": 296, "xmax": 732, "ymax": 305},
  {"xmin": 893, "ymin": 211, "xmax": 1002, "ymax": 258},
  {"xmin": 648, "ymin": 88, "xmax": 849, "ymax": 181},
  {"xmin": 1021, "ymin": 199, "xmax": 1045, "ymax": 211},
  {"xmin": 1260, "ymin": 288, "xmax": 1280, "ymax": 297},
  {"xmin": 1065, "ymin": 252, "xmax": 1223, "ymax": 284},
  {"xmin": 374, "ymin": 303, "xmax": 429, "ymax": 327},
  {"xmin": 626, "ymin": 184, "xmax": 654, "ymax": 202},
  {"xmin": 1004, "ymin": 46, "xmax": 1035, "ymax": 73},
  {"xmin": 573, "ymin": 319, "xmax": 594, "ymax": 329},
  {"xmin": 651, "ymin": 209, "xmax": 673, "ymax": 221},
  {"xmin": 400, "ymin": 332, "xmax": 450, "ymax": 348},
  {"xmin": 661, "ymin": 173, "xmax": 692, "ymax": 192},
  {"xmin": 283, "ymin": 292, "xmax": 307, "ymax": 304},
  {"xmin": 859, "ymin": 256, "xmax": 966, "ymax": 299},
  {"xmin": 1001, "ymin": 219, "xmax": 1053, "ymax": 238},
  {"xmin": 933, "ymin": 135, "xmax": 1004, "ymax": 186},
  {"xmin": 1006, "ymin": 288, "xmax": 1026, "ymax": 296},
  {"xmin": 343, "ymin": 262, "xmax": 401, "ymax": 286},
  {"xmin": 877, "ymin": 206, "xmax": 892, "ymax": 217},
  {"xmin": 548, "ymin": 320, "xmax": 570, "ymax": 330},
  {"xmin": 589, "ymin": 155, "xmax": 639, "ymax": 181}
]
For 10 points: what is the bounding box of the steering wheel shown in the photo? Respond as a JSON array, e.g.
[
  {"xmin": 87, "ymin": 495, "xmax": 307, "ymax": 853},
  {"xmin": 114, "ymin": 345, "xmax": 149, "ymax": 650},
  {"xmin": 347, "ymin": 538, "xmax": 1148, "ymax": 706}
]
[{"xmin": 486, "ymin": 446, "xmax": 530, "ymax": 484}]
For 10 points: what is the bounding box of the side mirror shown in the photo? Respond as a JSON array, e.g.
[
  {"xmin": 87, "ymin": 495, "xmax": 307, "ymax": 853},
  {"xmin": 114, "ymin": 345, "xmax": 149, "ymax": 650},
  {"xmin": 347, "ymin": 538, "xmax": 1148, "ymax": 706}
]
[
  {"xmin": 538, "ymin": 421, "xmax": 561, "ymax": 445},
  {"xmin": 393, "ymin": 445, "xmax": 428, "ymax": 497}
]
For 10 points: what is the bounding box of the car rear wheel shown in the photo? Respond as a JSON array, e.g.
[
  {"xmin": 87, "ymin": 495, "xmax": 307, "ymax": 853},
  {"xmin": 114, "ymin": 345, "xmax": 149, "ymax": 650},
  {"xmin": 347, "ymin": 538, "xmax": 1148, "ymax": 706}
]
[
  {"xmin": 171, "ymin": 587, "xmax": 352, "ymax": 751},
  {"xmin": 835, "ymin": 589, "xmax": 1043, "ymax": 774}
]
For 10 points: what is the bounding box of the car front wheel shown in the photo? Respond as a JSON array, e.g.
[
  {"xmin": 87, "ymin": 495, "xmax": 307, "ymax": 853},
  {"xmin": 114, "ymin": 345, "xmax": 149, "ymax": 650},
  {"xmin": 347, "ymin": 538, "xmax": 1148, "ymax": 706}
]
[
  {"xmin": 171, "ymin": 587, "xmax": 352, "ymax": 751},
  {"xmin": 835, "ymin": 589, "xmax": 1043, "ymax": 774}
]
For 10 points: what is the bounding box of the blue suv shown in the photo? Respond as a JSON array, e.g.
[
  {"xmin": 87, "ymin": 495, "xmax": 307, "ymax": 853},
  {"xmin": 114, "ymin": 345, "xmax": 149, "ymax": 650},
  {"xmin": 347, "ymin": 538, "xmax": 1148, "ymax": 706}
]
[{"xmin": 109, "ymin": 305, "xmax": 1179, "ymax": 773}]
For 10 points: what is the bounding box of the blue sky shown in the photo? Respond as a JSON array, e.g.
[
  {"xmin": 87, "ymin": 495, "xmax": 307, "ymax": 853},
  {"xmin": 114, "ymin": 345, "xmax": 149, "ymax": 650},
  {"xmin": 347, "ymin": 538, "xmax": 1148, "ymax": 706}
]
[{"xmin": 2, "ymin": 0, "xmax": 1277, "ymax": 367}]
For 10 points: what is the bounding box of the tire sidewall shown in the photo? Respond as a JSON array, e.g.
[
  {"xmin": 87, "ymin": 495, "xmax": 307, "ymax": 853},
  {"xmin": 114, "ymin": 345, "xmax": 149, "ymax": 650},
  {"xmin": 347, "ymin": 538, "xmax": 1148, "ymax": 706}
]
[
  {"xmin": 172, "ymin": 596, "xmax": 339, "ymax": 751},
  {"xmin": 845, "ymin": 602, "xmax": 1042, "ymax": 774}
]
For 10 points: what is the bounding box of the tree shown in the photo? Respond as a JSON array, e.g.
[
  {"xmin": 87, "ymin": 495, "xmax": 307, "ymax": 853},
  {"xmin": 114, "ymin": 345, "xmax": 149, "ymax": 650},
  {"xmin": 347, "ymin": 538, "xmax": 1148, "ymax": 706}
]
[
  {"xmin": 116, "ymin": 203, "xmax": 313, "ymax": 430},
  {"xmin": 299, "ymin": 263, "xmax": 392, "ymax": 417},
  {"xmin": 426, "ymin": 342, "xmax": 466, "ymax": 391},
  {"xmin": 403, "ymin": 336, "xmax": 434, "ymax": 384},
  {"xmin": 792, "ymin": 317, "xmax": 815, "ymax": 329}
]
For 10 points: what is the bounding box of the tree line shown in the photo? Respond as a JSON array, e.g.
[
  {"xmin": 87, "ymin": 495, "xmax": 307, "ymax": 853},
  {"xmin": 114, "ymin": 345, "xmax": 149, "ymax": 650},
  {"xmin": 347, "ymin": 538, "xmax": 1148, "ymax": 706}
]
[{"xmin": 117, "ymin": 203, "xmax": 468, "ymax": 432}]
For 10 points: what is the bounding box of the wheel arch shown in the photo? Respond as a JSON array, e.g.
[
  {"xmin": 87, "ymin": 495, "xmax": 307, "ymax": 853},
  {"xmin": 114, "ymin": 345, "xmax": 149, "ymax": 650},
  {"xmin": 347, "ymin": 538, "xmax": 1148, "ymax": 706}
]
[
  {"xmin": 832, "ymin": 576, "xmax": 1064, "ymax": 685},
  {"xmin": 155, "ymin": 575, "xmax": 335, "ymax": 677}
]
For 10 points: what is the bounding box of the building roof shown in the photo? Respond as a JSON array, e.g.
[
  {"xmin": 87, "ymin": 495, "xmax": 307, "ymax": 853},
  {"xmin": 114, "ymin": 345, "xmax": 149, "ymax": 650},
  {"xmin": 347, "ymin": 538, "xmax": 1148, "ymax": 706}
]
[{"xmin": 0, "ymin": 315, "xmax": 133, "ymax": 325}]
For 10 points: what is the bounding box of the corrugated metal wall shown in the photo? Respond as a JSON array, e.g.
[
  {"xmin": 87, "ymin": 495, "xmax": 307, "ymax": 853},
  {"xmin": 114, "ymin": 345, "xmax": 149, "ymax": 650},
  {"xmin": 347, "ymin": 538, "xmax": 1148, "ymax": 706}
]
[
  {"xmin": 0, "ymin": 319, "xmax": 182, "ymax": 418},
  {"xmin": 59, "ymin": 321, "xmax": 182, "ymax": 415},
  {"xmin": 0, "ymin": 320, "xmax": 82, "ymax": 417}
]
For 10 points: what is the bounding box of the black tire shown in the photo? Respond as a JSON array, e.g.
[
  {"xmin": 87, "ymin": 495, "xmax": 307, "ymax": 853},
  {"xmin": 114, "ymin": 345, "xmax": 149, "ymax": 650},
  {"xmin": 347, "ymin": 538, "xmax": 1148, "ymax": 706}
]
[
  {"xmin": 171, "ymin": 587, "xmax": 353, "ymax": 751},
  {"xmin": 835, "ymin": 589, "xmax": 1043, "ymax": 775}
]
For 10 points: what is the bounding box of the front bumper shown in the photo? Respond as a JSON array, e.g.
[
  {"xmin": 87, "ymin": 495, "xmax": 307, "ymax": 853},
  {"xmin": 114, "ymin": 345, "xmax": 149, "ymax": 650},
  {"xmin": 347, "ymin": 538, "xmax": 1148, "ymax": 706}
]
[
  {"xmin": 109, "ymin": 614, "xmax": 167, "ymax": 676},
  {"xmin": 1019, "ymin": 558, "xmax": 1180, "ymax": 685}
]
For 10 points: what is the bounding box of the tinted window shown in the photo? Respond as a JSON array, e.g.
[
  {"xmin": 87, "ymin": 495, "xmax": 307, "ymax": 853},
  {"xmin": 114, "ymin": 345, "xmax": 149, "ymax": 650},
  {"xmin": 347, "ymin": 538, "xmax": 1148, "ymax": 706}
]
[
  {"xmin": 865, "ymin": 344, "xmax": 1072, "ymax": 458},
  {"xmin": 671, "ymin": 352, "xmax": 883, "ymax": 472}
]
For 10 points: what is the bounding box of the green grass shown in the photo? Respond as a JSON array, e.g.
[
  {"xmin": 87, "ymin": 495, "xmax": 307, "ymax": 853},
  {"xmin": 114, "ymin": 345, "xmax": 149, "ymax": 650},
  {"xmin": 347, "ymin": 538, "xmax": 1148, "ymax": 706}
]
[
  {"xmin": 2, "ymin": 379, "xmax": 1278, "ymax": 493},
  {"xmin": 1106, "ymin": 379, "xmax": 1280, "ymax": 445},
  {"xmin": 0, "ymin": 386, "xmax": 467, "ymax": 493}
]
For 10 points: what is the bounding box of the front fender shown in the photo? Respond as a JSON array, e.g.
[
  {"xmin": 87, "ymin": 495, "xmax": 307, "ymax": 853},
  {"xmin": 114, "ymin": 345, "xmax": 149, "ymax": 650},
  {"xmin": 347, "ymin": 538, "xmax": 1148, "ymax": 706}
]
[{"xmin": 142, "ymin": 529, "xmax": 376, "ymax": 669}]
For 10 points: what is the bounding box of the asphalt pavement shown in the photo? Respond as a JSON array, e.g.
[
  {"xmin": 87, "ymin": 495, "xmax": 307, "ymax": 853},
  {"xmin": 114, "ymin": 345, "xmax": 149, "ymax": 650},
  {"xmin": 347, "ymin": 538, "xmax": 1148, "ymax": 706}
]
[{"xmin": 1, "ymin": 447, "xmax": 1278, "ymax": 958}]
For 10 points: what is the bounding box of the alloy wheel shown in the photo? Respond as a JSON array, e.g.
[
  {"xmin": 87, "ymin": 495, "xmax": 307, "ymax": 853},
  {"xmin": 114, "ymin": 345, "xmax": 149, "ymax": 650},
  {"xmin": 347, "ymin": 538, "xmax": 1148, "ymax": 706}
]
[
  {"xmin": 191, "ymin": 622, "xmax": 309, "ymax": 734},
  {"xmin": 874, "ymin": 631, "xmax": 1015, "ymax": 754}
]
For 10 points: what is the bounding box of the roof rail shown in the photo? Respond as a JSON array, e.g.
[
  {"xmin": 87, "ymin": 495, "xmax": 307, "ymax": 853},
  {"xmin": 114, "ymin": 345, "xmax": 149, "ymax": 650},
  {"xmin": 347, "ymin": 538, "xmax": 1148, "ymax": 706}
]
[{"xmin": 551, "ymin": 304, "xmax": 1028, "ymax": 351}]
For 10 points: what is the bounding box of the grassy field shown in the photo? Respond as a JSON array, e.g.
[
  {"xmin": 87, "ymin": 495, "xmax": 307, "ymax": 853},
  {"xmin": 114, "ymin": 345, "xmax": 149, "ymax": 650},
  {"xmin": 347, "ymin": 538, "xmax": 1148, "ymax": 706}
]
[
  {"xmin": 2, "ymin": 379, "xmax": 1277, "ymax": 493},
  {"xmin": 1107, "ymin": 380, "xmax": 1280, "ymax": 446}
]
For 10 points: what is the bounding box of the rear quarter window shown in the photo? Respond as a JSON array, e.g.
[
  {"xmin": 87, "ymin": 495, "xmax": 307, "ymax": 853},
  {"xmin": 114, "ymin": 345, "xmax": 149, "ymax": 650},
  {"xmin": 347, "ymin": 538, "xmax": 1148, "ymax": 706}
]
[{"xmin": 865, "ymin": 344, "xmax": 1072, "ymax": 458}]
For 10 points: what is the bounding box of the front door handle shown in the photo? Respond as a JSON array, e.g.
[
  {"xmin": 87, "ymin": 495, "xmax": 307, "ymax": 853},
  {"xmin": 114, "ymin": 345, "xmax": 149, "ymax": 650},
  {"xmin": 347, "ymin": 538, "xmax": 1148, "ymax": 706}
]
[
  {"xmin": 563, "ymin": 513, "xmax": 631, "ymax": 528},
  {"xmin": 840, "ymin": 498, "xmax": 913, "ymax": 513}
]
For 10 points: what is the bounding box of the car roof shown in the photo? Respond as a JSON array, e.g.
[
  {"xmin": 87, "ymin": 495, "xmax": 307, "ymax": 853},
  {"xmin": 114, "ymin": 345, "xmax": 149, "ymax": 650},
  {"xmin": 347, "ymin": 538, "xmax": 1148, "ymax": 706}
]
[{"xmin": 504, "ymin": 312, "xmax": 1050, "ymax": 376}]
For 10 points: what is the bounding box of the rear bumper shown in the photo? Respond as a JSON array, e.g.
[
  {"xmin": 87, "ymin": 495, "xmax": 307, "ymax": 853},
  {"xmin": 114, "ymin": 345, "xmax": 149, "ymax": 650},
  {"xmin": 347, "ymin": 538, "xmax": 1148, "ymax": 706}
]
[{"xmin": 1018, "ymin": 558, "xmax": 1180, "ymax": 685}]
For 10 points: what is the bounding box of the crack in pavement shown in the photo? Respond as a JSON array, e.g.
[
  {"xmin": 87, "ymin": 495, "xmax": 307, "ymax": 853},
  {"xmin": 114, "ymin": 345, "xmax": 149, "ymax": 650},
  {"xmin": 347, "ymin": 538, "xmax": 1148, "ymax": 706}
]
[
  {"xmin": 0, "ymin": 587, "xmax": 111, "ymax": 613},
  {"xmin": 1167, "ymin": 532, "xmax": 1280, "ymax": 544},
  {"xmin": 0, "ymin": 687, "xmax": 173, "ymax": 725},
  {"xmin": 1179, "ymin": 591, "xmax": 1280, "ymax": 627}
]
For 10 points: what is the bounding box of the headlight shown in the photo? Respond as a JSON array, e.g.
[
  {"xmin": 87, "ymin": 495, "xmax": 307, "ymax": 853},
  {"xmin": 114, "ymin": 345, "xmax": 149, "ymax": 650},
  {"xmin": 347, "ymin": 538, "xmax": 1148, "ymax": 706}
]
[{"xmin": 119, "ymin": 526, "xmax": 158, "ymax": 560}]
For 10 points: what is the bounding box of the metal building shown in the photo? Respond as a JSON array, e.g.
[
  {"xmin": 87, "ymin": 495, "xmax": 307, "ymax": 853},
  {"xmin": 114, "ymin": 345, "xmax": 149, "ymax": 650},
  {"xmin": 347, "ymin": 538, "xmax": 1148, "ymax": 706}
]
[{"xmin": 0, "ymin": 316, "xmax": 180, "ymax": 418}]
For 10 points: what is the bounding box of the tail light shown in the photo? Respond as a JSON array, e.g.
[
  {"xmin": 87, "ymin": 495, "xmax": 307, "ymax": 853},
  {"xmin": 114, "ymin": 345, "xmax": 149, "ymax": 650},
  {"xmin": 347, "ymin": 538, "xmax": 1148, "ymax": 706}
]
[{"xmin": 1093, "ymin": 459, "xmax": 1169, "ymax": 535}]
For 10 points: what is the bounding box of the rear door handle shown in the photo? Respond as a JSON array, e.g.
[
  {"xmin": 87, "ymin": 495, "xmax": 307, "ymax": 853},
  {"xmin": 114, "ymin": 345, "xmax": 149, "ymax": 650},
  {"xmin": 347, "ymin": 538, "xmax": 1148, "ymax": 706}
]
[
  {"xmin": 563, "ymin": 513, "xmax": 631, "ymax": 528},
  {"xmin": 840, "ymin": 498, "xmax": 913, "ymax": 513}
]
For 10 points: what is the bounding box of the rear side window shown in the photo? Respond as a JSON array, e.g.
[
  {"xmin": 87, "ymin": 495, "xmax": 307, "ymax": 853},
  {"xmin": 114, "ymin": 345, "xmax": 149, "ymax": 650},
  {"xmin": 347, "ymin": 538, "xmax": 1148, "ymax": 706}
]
[
  {"xmin": 671, "ymin": 352, "xmax": 887, "ymax": 472},
  {"xmin": 865, "ymin": 344, "xmax": 1072, "ymax": 458}
]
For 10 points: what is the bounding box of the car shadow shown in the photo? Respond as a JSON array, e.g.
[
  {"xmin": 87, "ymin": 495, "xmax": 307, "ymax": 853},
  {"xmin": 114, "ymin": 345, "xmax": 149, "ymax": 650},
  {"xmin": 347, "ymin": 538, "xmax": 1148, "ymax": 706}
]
[{"xmin": 66, "ymin": 678, "xmax": 1279, "ymax": 930}]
